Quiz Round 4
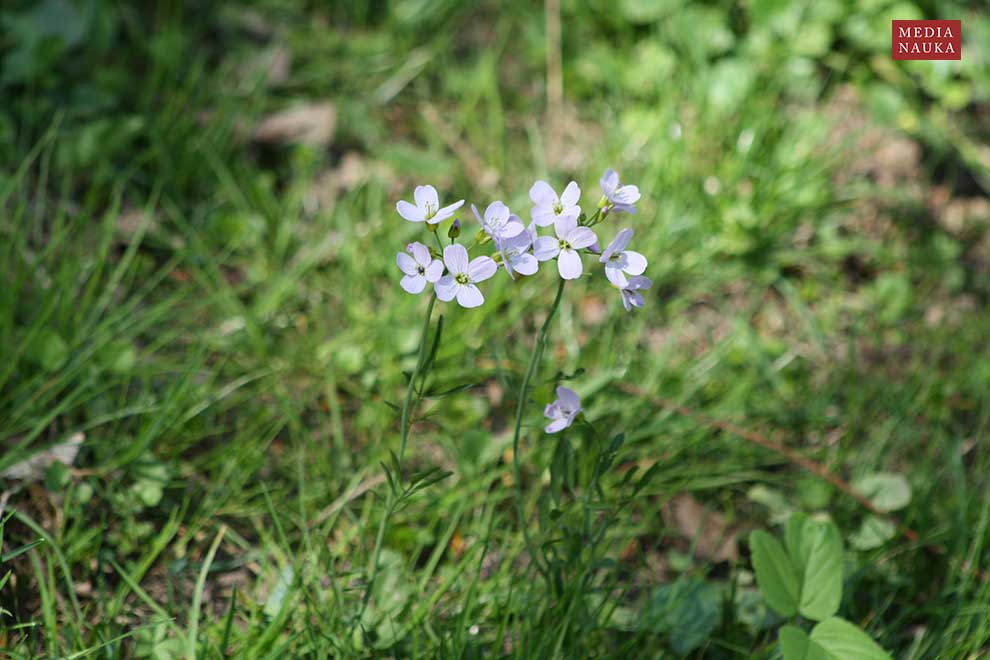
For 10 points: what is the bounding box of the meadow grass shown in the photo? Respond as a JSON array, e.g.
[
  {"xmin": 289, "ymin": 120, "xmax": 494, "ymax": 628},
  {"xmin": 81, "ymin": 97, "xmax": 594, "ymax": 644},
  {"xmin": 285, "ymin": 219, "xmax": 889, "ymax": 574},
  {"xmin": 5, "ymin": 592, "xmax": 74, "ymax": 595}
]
[{"xmin": 2, "ymin": 0, "xmax": 990, "ymax": 656}]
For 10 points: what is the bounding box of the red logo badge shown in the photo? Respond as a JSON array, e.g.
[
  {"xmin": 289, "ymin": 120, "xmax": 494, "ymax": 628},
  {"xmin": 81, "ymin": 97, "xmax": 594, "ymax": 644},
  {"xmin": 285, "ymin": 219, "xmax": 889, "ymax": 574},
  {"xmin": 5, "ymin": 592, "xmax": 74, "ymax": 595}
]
[{"xmin": 892, "ymin": 20, "xmax": 961, "ymax": 60}]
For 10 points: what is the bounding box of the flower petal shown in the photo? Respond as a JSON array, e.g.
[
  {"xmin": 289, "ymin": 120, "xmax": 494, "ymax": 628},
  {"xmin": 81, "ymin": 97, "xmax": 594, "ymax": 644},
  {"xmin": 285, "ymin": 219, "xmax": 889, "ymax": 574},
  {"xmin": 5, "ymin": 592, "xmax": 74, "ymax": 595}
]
[
  {"xmin": 533, "ymin": 236, "xmax": 560, "ymax": 261},
  {"xmin": 414, "ymin": 185, "xmax": 439, "ymax": 210},
  {"xmin": 621, "ymin": 289, "xmax": 644, "ymax": 310},
  {"xmin": 545, "ymin": 417, "xmax": 570, "ymax": 433},
  {"xmin": 456, "ymin": 283, "xmax": 484, "ymax": 308},
  {"xmin": 408, "ymin": 242, "xmax": 431, "ymax": 267},
  {"xmin": 503, "ymin": 229, "xmax": 532, "ymax": 252},
  {"xmin": 443, "ymin": 244, "xmax": 469, "ymax": 274},
  {"xmin": 431, "ymin": 199, "xmax": 465, "ymax": 224},
  {"xmin": 560, "ymin": 181, "xmax": 580, "ymax": 206},
  {"xmin": 567, "ymin": 227, "xmax": 598, "ymax": 249},
  {"xmin": 397, "ymin": 200, "xmax": 425, "ymax": 222},
  {"xmin": 556, "ymin": 386, "xmax": 581, "ymax": 412},
  {"xmin": 396, "ymin": 251, "xmax": 419, "ymax": 275},
  {"xmin": 424, "ymin": 260, "xmax": 445, "ymax": 282},
  {"xmin": 601, "ymin": 229, "xmax": 633, "ymax": 263},
  {"xmin": 529, "ymin": 180, "xmax": 557, "ymax": 206},
  {"xmin": 557, "ymin": 249, "xmax": 583, "ymax": 279},
  {"xmin": 553, "ymin": 214, "xmax": 577, "ymax": 239},
  {"xmin": 559, "ymin": 205, "xmax": 581, "ymax": 222},
  {"xmin": 627, "ymin": 275, "xmax": 652, "ymax": 289},
  {"xmin": 622, "ymin": 250, "xmax": 647, "ymax": 276},
  {"xmin": 531, "ymin": 205, "xmax": 557, "ymax": 227},
  {"xmin": 501, "ymin": 215, "xmax": 525, "ymax": 238},
  {"xmin": 484, "ymin": 201, "xmax": 510, "ymax": 227},
  {"xmin": 435, "ymin": 275, "xmax": 458, "ymax": 301},
  {"xmin": 510, "ymin": 253, "xmax": 539, "ymax": 275},
  {"xmin": 613, "ymin": 184, "xmax": 641, "ymax": 205},
  {"xmin": 604, "ymin": 262, "xmax": 629, "ymax": 287},
  {"xmin": 400, "ymin": 274, "xmax": 426, "ymax": 294},
  {"xmin": 468, "ymin": 256, "xmax": 498, "ymax": 282},
  {"xmin": 600, "ymin": 168, "xmax": 618, "ymax": 195}
]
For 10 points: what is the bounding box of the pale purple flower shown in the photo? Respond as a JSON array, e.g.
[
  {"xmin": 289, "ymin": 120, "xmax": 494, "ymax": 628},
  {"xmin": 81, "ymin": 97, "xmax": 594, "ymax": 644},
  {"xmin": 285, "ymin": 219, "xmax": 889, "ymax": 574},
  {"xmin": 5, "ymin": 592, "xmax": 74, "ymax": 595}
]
[
  {"xmin": 544, "ymin": 386, "xmax": 581, "ymax": 433},
  {"xmin": 599, "ymin": 169, "xmax": 640, "ymax": 215},
  {"xmin": 533, "ymin": 215, "xmax": 598, "ymax": 280},
  {"xmin": 396, "ymin": 242, "xmax": 444, "ymax": 294},
  {"xmin": 434, "ymin": 244, "xmax": 497, "ymax": 308},
  {"xmin": 529, "ymin": 180, "xmax": 581, "ymax": 227},
  {"xmin": 396, "ymin": 185, "xmax": 464, "ymax": 224},
  {"xmin": 472, "ymin": 201, "xmax": 525, "ymax": 242},
  {"xmin": 498, "ymin": 224, "xmax": 539, "ymax": 278},
  {"xmin": 600, "ymin": 229, "xmax": 647, "ymax": 287},
  {"xmin": 618, "ymin": 275, "xmax": 652, "ymax": 311}
]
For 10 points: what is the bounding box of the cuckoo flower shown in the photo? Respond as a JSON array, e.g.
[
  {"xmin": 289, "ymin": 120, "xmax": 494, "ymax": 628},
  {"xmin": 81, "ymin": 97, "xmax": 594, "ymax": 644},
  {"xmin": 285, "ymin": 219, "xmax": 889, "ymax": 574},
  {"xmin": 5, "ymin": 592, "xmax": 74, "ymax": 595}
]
[
  {"xmin": 498, "ymin": 223, "xmax": 539, "ymax": 278},
  {"xmin": 544, "ymin": 386, "xmax": 581, "ymax": 433},
  {"xmin": 529, "ymin": 180, "xmax": 581, "ymax": 227},
  {"xmin": 397, "ymin": 185, "xmax": 464, "ymax": 224},
  {"xmin": 618, "ymin": 275, "xmax": 652, "ymax": 311},
  {"xmin": 600, "ymin": 228, "xmax": 648, "ymax": 287},
  {"xmin": 435, "ymin": 244, "xmax": 497, "ymax": 308},
  {"xmin": 472, "ymin": 202, "xmax": 525, "ymax": 242},
  {"xmin": 599, "ymin": 169, "xmax": 640, "ymax": 215},
  {"xmin": 533, "ymin": 216, "xmax": 598, "ymax": 280},
  {"xmin": 396, "ymin": 242, "xmax": 444, "ymax": 294}
]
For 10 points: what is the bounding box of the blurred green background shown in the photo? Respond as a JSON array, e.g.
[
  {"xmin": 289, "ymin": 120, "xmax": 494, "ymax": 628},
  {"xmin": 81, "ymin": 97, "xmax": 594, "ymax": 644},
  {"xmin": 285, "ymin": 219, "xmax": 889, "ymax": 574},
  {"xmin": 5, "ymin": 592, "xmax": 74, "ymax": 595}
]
[{"xmin": 2, "ymin": 0, "xmax": 990, "ymax": 656}]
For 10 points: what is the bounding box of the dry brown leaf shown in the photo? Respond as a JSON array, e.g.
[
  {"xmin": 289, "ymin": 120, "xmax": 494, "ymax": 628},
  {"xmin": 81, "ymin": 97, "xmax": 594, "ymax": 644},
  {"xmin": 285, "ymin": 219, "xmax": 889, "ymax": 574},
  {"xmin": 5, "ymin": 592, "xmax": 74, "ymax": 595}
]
[
  {"xmin": 665, "ymin": 493, "xmax": 739, "ymax": 563},
  {"xmin": 1, "ymin": 432, "xmax": 84, "ymax": 481},
  {"xmin": 254, "ymin": 102, "xmax": 336, "ymax": 147}
]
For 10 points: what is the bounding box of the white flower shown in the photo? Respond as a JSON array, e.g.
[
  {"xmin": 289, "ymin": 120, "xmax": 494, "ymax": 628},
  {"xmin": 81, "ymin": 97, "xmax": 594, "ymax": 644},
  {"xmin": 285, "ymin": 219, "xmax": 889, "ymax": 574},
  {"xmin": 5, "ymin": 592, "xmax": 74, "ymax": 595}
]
[
  {"xmin": 529, "ymin": 180, "xmax": 581, "ymax": 227},
  {"xmin": 498, "ymin": 223, "xmax": 539, "ymax": 278},
  {"xmin": 544, "ymin": 386, "xmax": 581, "ymax": 433},
  {"xmin": 396, "ymin": 242, "xmax": 444, "ymax": 294},
  {"xmin": 599, "ymin": 169, "xmax": 640, "ymax": 215},
  {"xmin": 434, "ymin": 244, "xmax": 497, "ymax": 308},
  {"xmin": 472, "ymin": 201, "xmax": 525, "ymax": 241},
  {"xmin": 600, "ymin": 228, "xmax": 647, "ymax": 287},
  {"xmin": 396, "ymin": 185, "xmax": 464, "ymax": 224},
  {"xmin": 618, "ymin": 275, "xmax": 652, "ymax": 311},
  {"xmin": 533, "ymin": 215, "xmax": 598, "ymax": 280}
]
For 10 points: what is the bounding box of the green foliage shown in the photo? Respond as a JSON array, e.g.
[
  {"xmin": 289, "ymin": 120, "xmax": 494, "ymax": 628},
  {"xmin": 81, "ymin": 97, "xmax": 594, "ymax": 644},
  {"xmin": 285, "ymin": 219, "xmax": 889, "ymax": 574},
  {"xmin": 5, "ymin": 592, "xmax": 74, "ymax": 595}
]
[
  {"xmin": 750, "ymin": 530, "xmax": 801, "ymax": 618},
  {"xmin": 752, "ymin": 514, "xmax": 890, "ymax": 659},
  {"xmin": 2, "ymin": 0, "xmax": 989, "ymax": 656}
]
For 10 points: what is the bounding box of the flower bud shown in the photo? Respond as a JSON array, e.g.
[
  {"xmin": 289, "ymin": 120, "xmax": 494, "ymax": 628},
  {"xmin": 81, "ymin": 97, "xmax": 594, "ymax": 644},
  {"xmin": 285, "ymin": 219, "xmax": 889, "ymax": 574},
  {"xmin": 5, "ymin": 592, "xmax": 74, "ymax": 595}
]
[{"xmin": 448, "ymin": 219, "xmax": 461, "ymax": 239}]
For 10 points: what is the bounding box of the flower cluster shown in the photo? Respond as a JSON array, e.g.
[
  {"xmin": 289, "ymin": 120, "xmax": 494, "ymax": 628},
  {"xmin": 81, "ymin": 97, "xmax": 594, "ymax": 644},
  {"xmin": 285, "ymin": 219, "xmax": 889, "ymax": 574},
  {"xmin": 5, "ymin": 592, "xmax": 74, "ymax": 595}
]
[{"xmin": 394, "ymin": 171, "xmax": 652, "ymax": 309}]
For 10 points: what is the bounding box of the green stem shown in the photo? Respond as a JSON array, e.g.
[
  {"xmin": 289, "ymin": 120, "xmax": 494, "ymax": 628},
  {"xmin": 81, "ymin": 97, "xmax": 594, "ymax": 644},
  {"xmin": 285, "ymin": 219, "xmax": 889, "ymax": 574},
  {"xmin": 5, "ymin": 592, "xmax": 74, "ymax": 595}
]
[
  {"xmin": 362, "ymin": 293, "xmax": 436, "ymax": 614},
  {"xmin": 511, "ymin": 276, "xmax": 566, "ymax": 577},
  {"xmin": 398, "ymin": 294, "xmax": 437, "ymax": 464}
]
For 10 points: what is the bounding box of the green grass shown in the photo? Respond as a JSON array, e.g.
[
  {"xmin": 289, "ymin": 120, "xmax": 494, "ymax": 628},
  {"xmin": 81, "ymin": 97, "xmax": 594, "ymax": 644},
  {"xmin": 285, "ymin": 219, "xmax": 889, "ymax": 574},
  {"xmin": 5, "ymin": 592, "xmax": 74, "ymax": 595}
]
[{"xmin": 2, "ymin": 0, "xmax": 990, "ymax": 656}]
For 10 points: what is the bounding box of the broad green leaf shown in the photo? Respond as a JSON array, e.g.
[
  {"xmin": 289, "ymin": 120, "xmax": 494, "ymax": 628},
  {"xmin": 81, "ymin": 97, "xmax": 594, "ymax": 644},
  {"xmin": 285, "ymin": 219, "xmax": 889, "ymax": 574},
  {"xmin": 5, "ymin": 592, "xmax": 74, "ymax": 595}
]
[
  {"xmin": 849, "ymin": 515, "xmax": 896, "ymax": 551},
  {"xmin": 779, "ymin": 625, "xmax": 829, "ymax": 660},
  {"xmin": 851, "ymin": 473, "xmax": 912, "ymax": 513},
  {"xmin": 639, "ymin": 577, "xmax": 721, "ymax": 655},
  {"xmin": 785, "ymin": 514, "xmax": 843, "ymax": 621},
  {"xmin": 749, "ymin": 530, "xmax": 799, "ymax": 617},
  {"xmin": 810, "ymin": 617, "xmax": 892, "ymax": 659}
]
